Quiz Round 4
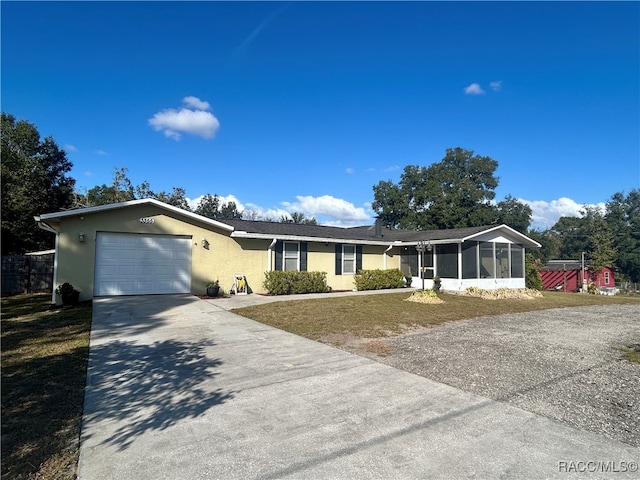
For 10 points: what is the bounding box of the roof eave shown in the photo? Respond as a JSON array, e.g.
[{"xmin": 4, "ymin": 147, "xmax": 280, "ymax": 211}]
[
  {"xmin": 462, "ymin": 224, "xmax": 541, "ymax": 248},
  {"xmin": 231, "ymin": 231, "xmax": 402, "ymax": 246}
]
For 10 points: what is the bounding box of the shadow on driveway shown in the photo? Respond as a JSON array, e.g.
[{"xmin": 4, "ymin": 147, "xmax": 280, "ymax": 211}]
[{"xmin": 81, "ymin": 296, "xmax": 235, "ymax": 452}]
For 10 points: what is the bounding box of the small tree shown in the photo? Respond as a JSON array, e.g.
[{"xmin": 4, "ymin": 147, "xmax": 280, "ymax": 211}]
[{"xmin": 525, "ymin": 253, "xmax": 543, "ymax": 290}]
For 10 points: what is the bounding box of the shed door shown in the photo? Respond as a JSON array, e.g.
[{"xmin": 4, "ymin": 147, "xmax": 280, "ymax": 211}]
[{"xmin": 95, "ymin": 233, "xmax": 191, "ymax": 296}]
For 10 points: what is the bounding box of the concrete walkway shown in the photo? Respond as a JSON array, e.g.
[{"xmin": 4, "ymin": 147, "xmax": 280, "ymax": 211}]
[{"xmin": 78, "ymin": 294, "xmax": 640, "ymax": 479}]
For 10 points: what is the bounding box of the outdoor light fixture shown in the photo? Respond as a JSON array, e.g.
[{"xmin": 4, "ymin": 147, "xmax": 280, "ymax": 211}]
[
  {"xmin": 78, "ymin": 232, "xmax": 86, "ymax": 242},
  {"xmin": 202, "ymin": 238, "xmax": 210, "ymax": 249}
]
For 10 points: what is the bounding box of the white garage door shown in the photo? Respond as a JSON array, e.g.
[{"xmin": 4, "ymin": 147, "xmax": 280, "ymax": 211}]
[{"xmin": 95, "ymin": 233, "xmax": 192, "ymax": 296}]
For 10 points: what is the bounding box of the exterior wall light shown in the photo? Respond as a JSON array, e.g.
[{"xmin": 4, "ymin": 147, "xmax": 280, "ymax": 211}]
[
  {"xmin": 78, "ymin": 232, "xmax": 86, "ymax": 242},
  {"xmin": 202, "ymin": 238, "xmax": 210, "ymax": 249}
]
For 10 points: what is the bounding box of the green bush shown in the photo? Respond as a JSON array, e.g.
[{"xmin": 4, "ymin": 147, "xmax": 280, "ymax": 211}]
[
  {"xmin": 354, "ymin": 269, "xmax": 406, "ymax": 291},
  {"xmin": 432, "ymin": 275, "xmax": 442, "ymax": 293},
  {"xmin": 525, "ymin": 253, "xmax": 543, "ymax": 290},
  {"xmin": 263, "ymin": 271, "xmax": 330, "ymax": 295}
]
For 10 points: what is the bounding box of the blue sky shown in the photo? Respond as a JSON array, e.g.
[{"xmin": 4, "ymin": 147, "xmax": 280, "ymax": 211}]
[{"xmin": 3, "ymin": 1, "xmax": 638, "ymax": 230}]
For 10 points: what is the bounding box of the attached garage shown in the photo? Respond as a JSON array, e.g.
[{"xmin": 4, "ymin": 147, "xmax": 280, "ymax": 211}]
[{"xmin": 94, "ymin": 233, "xmax": 192, "ymax": 296}]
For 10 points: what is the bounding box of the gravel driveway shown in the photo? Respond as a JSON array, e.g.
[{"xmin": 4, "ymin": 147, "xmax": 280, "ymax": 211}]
[{"xmin": 366, "ymin": 304, "xmax": 640, "ymax": 447}]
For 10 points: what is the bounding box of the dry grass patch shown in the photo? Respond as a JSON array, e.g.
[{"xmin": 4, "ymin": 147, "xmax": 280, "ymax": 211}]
[
  {"xmin": 464, "ymin": 287, "xmax": 543, "ymax": 300},
  {"xmin": 234, "ymin": 291, "xmax": 640, "ymax": 346},
  {"xmin": 1, "ymin": 294, "xmax": 92, "ymax": 480},
  {"xmin": 405, "ymin": 290, "xmax": 445, "ymax": 304}
]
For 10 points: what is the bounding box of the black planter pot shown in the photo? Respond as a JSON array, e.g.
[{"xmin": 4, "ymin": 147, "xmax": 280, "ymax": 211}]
[
  {"xmin": 61, "ymin": 291, "xmax": 80, "ymax": 306},
  {"xmin": 206, "ymin": 286, "xmax": 220, "ymax": 297}
]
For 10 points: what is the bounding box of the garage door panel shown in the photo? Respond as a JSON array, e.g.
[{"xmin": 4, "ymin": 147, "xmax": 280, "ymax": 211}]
[{"xmin": 95, "ymin": 233, "xmax": 192, "ymax": 296}]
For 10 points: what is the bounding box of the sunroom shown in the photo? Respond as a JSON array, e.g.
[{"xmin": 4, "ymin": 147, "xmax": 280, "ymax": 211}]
[{"xmin": 397, "ymin": 225, "xmax": 540, "ymax": 292}]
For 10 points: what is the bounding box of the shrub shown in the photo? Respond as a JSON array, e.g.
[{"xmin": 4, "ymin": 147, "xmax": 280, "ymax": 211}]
[
  {"xmin": 525, "ymin": 253, "xmax": 543, "ymax": 290},
  {"xmin": 263, "ymin": 271, "xmax": 330, "ymax": 295},
  {"xmin": 354, "ymin": 269, "xmax": 406, "ymax": 291},
  {"xmin": 432, "ymin": 275, "xmax": 441, "ymax": 293}
]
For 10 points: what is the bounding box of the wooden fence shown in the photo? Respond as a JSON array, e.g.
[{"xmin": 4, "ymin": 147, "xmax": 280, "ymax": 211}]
[{"xmin": 1, "ymin": 251, "xmax": 55, "ymax": 296}]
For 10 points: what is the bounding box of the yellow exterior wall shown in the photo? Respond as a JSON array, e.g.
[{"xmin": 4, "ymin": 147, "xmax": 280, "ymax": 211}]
[
  {"xmin": 54, "ymin": 204, "xmax": 269, "ymax": 301},
  {"xmin": 274, "ymin": 243, "xmax": 401, "ymax": 292},
  {"xmin": 52, "ymin": 203, "xmax": 403, "ymax": 302}
]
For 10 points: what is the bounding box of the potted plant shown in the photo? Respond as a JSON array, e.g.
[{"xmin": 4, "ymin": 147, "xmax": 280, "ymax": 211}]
[
  {"xmin": 206, "ymin": 280, "xmax": 220, "ymax": 297},
  {"xmin": 56, "ymin": 282, "xmax": 80, "ymax": 306}
]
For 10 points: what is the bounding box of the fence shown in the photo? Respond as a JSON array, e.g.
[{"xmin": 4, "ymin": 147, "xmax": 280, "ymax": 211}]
[{"xmin": 1, "ymin": 251, "xmax": 55, "ymax": 296}]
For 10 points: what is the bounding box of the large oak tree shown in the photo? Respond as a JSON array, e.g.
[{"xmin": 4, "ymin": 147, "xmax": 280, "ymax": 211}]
[
  {"xmin": 1, "ymin": 113, "xmax": 75, "ymax": 254},
  {"xmin": 372, "ymin": 147, "xmax": 528, "ymax": 231}
]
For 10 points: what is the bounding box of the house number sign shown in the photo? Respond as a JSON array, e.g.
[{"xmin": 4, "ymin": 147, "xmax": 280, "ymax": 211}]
[{"xmin": 139, "ymin": 217, "xmax": 155, "ymax": 224}]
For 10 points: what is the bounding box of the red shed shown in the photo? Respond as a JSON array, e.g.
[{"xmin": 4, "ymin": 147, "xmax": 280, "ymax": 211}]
[{"xmin": 540, "ymin": 260, "xmax": 615, "ymax": 293}]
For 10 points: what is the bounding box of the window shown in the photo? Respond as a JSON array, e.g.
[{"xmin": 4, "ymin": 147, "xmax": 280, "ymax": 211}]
[
  {"xmin": 604, "ymin": 271, "xmax": 610, "ymax": 285},
  {"xmin": 436, "ymin": 244, "xmax": 458, "ymax": 278},
  {"xmin": 342, "ymin": 245, "xmax": 356, "ymax": 274},
  {"xmin": 511, "ymin": 245, "xmax": 524, "ymax": 278},
  {"xmin": 462, "ymin": 241, "xmax": 478, "ymax": 279},
  {"xmin": 283, "ymin": 242, "xmax": 299, "ymax": 271},
  {"xmin": 479, "ymin": 242, "xmax": 494, "ymax": 278},
  {"xmin": 335, "ymin": 244, "xmax": 362, "ymax": 275}
]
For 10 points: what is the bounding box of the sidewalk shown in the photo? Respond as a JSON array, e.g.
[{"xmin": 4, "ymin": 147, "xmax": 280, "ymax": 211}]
[{"xmin": 204, "ymin": 287, "xmax": 415, "ymax": 310}]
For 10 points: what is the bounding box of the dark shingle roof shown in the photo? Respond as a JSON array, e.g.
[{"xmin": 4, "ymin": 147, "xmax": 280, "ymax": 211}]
[{"xmin": 222, "ymin": 219, "xmax": 501, "ymax": 244}]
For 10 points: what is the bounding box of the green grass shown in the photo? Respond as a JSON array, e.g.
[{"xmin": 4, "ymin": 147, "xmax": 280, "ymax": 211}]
[
  {"xmin": 233, "ymin": 291, "xmax": 640, "ymax": 342},
  {"xmin": 1, "ymin": 294, "xmax": 92, "ymax": 480}
]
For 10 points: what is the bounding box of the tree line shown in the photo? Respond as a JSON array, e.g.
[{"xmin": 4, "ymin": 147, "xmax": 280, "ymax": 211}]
[{"xmin": 2, "ymin": 113, "xmax": 638, "ymax": 283}]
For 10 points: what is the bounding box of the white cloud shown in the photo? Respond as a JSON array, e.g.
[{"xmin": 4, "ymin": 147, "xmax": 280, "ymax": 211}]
[
  {"xmin": 282, "ymin": 195, "xmax": 371, "ymax": 226},
  {"xmin": 187, "ymin": 193, "xmax": 373, "ymax": 226},
  {"xmin": 520, "ymin": 197, "xmax": 606, "ymax": 230},
  {"xmin": 182, "ymin": 96, "xmax": 211, "ymax": 111},
  {"xmin": 345, "ymin": 167, "xmax": 355, "ymax": 174},
  {"xmin": 64, "ymin": 144, "xmax": 77, "ymax": 153},
  {"xmin": 490, "ymin": 80, "xmax": 503, "ymax": 91},
  {"xmin": 94, "ymin": 150, "xmax": 108, "ymax": 156},
  {"xmin": 149, "ymin": 96, "xmax": 220, "ymax": 140},
  {"xmin": 464, "ymin": 83, "xmax": 485, "ymax": 95},
  {"xmin": 187, "ymin": 194, "xmax": 245, "ymax": 212}
]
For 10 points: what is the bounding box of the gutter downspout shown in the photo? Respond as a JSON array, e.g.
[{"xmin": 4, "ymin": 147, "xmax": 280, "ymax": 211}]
[
  {"xmin": 35, "ymin": 217, "xmax": 59, "ymax": 304},
  {"xmin": 384, "ymin": 244, "xmax": 393, "ymax": 269},
  {"xmin": 267, "ymin": 238, "xmax": 277, "ymax": 272}
]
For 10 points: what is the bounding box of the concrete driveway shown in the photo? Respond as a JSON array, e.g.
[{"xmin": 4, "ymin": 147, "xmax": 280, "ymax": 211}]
[{"xmin": 78, "ymin": 295, "xmax": 640, "ymax": 479}]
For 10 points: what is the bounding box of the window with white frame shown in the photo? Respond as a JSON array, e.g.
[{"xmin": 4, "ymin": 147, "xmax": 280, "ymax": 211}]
[
  {"xmin": 283, "ymin": 242, "xmax": 299, "ymax": 271},
  {"xmin": 604, "ymin": 271, "xmax": 610, "ymax": 285},
  {"xmin": 343, "ymin": 245, "xmax": 356, "ymax": 274}
]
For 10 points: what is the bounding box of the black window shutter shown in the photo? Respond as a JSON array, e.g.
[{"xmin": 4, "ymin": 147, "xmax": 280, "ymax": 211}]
[
  {"xmin": 356, "ymin": 245, "xmax": 363, "ymax": 273},
  {"xmin": 300, "ymin": 242, "xmax": 308, "ymax": 271},
  {"xmin": 335, "ymin": 244, "xmax": 342, "ymax": 275},
  {"xmin": 275, "ymin": 241, "xmax": 283, "ymax": 271}
]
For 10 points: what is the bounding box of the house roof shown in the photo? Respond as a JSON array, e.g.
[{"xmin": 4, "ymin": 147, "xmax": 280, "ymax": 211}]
[
  {"xmin": 223, "ymin": 219, "xmax": 540, "ymax": 247},
  {"xmin": 35, "ymin": 198, "xmax": 541, "ymax": 247}
]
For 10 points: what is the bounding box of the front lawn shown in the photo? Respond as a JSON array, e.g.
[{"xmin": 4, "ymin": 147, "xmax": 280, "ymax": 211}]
[
  {"xmin": 1, "ymin": 294, "xmax": 92, "ymax": 480},
  {"xmin": 233, "ymin": 291, "xmax": 640, "ymax": 342}
]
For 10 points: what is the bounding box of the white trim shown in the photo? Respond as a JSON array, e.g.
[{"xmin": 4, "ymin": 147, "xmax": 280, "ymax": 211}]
[
  {"xmin": 462, "ymin": 224, "xmax": 541, "ymax": 248},
  {"xmin": 232, "ymin": 231, "xmax": 400, "ymax": 246},
  {"xmin": 267, "ymin": 238, "xmax": 277, "ymax": 272}
]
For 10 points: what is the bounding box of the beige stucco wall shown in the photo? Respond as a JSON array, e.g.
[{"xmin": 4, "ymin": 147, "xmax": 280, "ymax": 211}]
[{"xmin": 50, "ymin": 203, "xmax": 404, "ymax": 302}]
